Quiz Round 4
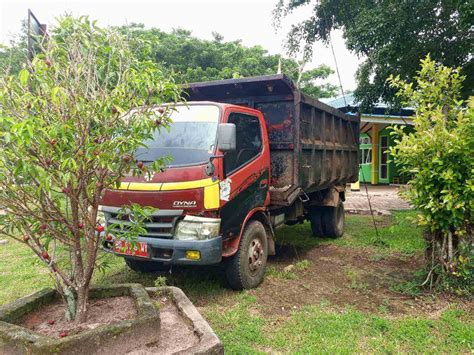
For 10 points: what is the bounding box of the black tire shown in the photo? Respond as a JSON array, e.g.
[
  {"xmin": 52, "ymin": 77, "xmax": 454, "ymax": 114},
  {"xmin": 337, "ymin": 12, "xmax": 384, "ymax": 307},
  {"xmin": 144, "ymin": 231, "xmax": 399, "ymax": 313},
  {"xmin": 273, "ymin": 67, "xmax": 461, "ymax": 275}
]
[
  {"xmin": 309, "ymin": 206, "xmax": 325, "ymax": 237},
  {"xmin": 125, "ymin": 258, "xmax": 168, "ymax": 273},
  {"xmin": 321, "ymin": 200, "xmax": 345, "ymax": 238},
  {"xmin": 225, "ymin": 221, "xmax": 268, "ymax": 290}
]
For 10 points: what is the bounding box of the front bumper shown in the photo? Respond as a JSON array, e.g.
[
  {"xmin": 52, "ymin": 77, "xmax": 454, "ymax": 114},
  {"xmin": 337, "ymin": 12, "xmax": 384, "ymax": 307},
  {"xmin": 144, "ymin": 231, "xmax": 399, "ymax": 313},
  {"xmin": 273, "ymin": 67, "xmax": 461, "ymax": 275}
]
[
  {"xmin": 106, "ymin": 235, "xmax": 223, "ymax": 265},
  {"xmin": 100, "ymin": 205, "xmax": 222, "ymax": 265}
]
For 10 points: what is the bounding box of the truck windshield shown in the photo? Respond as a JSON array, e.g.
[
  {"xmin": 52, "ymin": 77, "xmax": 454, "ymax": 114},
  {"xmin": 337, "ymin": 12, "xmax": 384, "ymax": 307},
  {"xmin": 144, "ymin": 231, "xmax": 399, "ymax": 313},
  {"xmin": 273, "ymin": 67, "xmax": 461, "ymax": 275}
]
[{"xmin": 135, "ymin": 104, "xmax": 220, "ymax": 167}]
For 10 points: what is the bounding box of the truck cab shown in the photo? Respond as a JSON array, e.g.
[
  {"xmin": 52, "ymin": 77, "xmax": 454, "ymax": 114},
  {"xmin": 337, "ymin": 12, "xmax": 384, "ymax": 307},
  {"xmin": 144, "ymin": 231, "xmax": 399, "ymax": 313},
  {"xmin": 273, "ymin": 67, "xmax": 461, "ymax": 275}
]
[{"xmin": 101, "ymin": 102, "xmax": 273, "ymax": 289}]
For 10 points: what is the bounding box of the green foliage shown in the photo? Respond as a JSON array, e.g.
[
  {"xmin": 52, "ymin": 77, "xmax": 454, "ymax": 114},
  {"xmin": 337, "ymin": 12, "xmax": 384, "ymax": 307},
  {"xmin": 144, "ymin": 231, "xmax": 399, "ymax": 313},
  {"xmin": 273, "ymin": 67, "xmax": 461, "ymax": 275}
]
[
  {"xmin": 275, "ymin": 0, "xmax": 473, "ymax": 107},
  {"xmin": 2, "ymin": 21, "xmax": 338, "ymax": 98},
  {"xmin": 108, "ymin": 24, "xmax": 338, "ymax": 98},
  {"xmin": 154, "ymin": 275, "xmax": 167, "ymax": 288},
  {"xmin": 0, "ymin": 16, "xmax": 181, "ymax": 321},
  {"xmin": 388, "ymin": 57, "xmax": 473, "ymax": 237},
  {"xmin": 388, "ymin": 56, "xmax": 473, "ymax": 290}
]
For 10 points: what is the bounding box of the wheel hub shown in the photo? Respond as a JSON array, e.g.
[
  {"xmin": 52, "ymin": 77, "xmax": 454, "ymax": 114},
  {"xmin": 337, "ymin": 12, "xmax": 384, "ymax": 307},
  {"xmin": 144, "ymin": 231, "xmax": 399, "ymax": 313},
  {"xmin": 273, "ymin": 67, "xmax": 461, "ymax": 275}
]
[{"xmin": 248, "ymin": 238, "xmax": 263, "ymax": 273}]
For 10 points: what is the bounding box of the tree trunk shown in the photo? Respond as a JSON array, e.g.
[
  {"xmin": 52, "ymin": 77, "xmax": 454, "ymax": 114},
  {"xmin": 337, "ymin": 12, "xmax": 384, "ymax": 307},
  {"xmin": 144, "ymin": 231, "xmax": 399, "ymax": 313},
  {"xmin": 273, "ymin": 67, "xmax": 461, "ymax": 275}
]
[
  {"xmin": 75, "ymin": 285, "xmax": 89, "ymax": 324},
  {"xmin": 424, "ymin": 228, "xmax": 460, "ymax": 288},
  {"xmin": 64, "ymin": 287, "xmax": 77, "ymax": 321}
]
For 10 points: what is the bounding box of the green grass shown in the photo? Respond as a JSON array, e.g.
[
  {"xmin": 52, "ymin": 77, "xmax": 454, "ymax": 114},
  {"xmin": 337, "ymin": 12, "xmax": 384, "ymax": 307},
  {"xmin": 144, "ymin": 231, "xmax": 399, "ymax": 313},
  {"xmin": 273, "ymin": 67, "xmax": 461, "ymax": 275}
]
[
  {"xmin": 276, "ymin": 210, "xmax": 425, "ymax": 256},
  {"xmin": 204, "ymin": 292, "xmax": 473, "ymax": 354},
  {"xmin": 266, "ymin": 265, "xmax": 298, "ymax": 280},
  {"xmin": 0, "ymin": 240, "xmax": 53, "ymax": 304},
  {"xmin": 346, "ymin": 269, "xmax": 369, "ymax": 290},
  {"xmin": 1, "ymin": 210, "xmax": 472, "ymax": 353}
]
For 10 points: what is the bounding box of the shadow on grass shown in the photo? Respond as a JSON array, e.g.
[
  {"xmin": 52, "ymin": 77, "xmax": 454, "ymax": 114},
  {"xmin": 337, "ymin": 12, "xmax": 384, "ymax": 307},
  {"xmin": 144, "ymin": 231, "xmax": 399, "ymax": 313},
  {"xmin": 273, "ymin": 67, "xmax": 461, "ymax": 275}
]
[
  {"xmin": 94, "ymin": 257, "xmax": 231, "ymax": 303},
  {"xmin": 95, "ymin": 210, "xmax": 423, "ymax": 301}
]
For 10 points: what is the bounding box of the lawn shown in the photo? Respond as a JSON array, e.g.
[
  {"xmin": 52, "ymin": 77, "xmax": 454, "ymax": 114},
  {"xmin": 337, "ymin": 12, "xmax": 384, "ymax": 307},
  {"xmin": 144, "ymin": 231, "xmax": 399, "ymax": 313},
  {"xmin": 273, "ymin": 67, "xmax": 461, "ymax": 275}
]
[{"xmin": 1, "ymin": 211, "xmax": 472, "ymax": 353}]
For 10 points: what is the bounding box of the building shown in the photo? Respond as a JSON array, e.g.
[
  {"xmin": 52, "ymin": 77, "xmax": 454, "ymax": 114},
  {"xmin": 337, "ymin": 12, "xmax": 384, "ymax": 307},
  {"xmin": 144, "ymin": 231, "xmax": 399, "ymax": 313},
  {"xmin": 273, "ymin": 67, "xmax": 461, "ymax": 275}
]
[{"xmin": 323, "ymin": 94, "xmax": 414, "ymax": 185}]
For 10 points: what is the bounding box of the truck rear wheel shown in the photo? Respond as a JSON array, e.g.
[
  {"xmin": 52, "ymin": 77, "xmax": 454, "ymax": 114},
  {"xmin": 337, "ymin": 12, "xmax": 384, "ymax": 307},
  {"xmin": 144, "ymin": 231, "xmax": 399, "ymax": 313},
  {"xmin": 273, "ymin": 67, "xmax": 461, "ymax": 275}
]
[
  {"xmin": 125, "ymin": 258, "xmax": 168, "ymax": 273},
  {"xmin": 322, "ymin": 200, "xmax": 345, "ymax": 238},
  {"xmin": 225, "ymin": 221, "xmax": 268, "ymax": 290},
  {"xmin": 309, "ymin": 207, "xmax": 325, "ymax": 237}
]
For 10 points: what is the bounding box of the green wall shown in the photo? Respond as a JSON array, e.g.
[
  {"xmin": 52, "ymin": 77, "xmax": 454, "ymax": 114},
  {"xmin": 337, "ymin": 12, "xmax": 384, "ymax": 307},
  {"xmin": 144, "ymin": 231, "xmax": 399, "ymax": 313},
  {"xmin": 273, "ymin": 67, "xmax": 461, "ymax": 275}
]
[{"xmin": 359, "ymin": 125, "xmax": 413, "ymax": 184}]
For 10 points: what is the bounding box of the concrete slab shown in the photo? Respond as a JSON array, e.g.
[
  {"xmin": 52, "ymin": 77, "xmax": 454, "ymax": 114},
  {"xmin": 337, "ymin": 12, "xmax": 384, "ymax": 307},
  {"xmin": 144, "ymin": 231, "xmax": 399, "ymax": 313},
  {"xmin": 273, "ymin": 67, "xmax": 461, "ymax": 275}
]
[
  {"xmin": 345, "ymin": 184, "xmax": 411, "ymax": 215},
  {"xmin": 143, "ymin": 287, "xmax": 224, "ymax": 355}
]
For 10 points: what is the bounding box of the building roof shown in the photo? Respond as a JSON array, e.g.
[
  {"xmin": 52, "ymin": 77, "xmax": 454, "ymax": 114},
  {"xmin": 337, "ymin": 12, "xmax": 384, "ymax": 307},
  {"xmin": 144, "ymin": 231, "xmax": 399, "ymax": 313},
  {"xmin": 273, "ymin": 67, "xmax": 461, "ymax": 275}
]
[
  {"xmin": 322, "ymin": 93, "xmax": 414, "ymax": 122},
  {"xmin": 321, "ymin": 93, "xmax": 358, "ymax": 109}
]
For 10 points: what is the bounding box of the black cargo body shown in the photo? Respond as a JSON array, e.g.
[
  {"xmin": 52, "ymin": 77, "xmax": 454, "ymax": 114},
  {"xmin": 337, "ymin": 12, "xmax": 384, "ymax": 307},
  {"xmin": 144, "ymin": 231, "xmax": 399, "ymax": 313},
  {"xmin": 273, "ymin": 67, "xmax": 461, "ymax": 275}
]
[{"xmin": 185, "ymin": 74, "xmax": 360, "ymax": 206}]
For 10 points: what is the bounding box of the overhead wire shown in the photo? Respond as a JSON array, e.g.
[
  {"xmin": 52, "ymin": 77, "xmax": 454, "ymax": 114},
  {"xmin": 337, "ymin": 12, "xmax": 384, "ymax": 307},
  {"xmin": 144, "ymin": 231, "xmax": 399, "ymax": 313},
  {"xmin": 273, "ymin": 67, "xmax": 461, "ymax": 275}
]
[{"xmin": 319, "ymin": 1, "xmax": 383, "ymax": 245}]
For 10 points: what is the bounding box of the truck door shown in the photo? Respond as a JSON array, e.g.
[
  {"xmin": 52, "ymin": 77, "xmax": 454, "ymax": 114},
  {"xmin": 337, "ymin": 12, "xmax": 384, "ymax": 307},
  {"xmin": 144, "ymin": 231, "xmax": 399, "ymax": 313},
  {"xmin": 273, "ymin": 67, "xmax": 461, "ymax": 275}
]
[{"xmin": 219, "ymin": 111, "xmax": 269, "ymax": 238}]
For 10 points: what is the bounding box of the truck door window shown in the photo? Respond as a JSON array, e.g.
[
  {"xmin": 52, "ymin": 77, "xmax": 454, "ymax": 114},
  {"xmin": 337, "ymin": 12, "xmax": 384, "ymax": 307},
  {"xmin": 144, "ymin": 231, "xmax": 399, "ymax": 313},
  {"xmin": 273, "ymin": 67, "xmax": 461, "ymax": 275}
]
[{"xmin": 224, "ymin": 113, "xmax": 262, "ymax": 176}]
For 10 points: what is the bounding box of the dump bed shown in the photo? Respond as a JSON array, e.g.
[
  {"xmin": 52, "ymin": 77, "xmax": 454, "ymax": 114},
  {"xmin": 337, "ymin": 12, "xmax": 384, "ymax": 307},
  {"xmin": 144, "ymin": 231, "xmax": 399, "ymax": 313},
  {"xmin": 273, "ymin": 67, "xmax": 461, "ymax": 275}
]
[{"xmin": 185, "ymin": 74, "xmax": 360, "ymax": 205}]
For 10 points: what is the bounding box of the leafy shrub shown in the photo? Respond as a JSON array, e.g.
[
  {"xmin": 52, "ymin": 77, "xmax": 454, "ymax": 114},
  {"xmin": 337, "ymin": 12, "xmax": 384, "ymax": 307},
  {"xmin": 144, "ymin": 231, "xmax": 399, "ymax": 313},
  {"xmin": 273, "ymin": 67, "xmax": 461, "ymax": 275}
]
[{"xmin": 388, "ymin": 56, "xmax": 473, "ymax": 292}]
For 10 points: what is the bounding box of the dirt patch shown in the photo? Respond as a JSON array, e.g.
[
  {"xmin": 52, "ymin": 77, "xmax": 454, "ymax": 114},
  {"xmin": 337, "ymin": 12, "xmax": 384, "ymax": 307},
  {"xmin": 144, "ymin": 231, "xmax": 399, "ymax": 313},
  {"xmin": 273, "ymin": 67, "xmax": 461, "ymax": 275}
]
[
  {"xmin": 17, "ymin": 296, "xmax": 136, "ymax": 338},
  {"xmin": 247, "ymin": 244, "xmax": 472, "ymax": 318},
  {"xmin": 129, "ymin": 296, "xmax": 199, "ymax": 355},
  {"xmin": 187, "ymin": 243, "xmax": 472, "ymax": 320}
]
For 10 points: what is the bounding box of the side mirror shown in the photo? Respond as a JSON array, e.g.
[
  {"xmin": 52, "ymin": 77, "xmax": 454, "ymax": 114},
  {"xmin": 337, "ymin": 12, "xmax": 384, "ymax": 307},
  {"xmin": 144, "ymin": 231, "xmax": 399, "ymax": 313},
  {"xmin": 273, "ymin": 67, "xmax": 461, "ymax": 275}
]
[{"xmin": 217, "ymin": 123, "xmax": 236, "ymax": 152}]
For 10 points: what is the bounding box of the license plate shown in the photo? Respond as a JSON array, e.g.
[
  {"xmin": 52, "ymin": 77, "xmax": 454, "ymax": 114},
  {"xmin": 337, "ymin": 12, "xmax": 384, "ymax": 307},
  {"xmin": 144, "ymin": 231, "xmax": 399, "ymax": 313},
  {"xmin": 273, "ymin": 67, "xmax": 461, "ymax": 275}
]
[{"xmin": 114, "ymin": 240, "xmax": 148, "ymax": 258}]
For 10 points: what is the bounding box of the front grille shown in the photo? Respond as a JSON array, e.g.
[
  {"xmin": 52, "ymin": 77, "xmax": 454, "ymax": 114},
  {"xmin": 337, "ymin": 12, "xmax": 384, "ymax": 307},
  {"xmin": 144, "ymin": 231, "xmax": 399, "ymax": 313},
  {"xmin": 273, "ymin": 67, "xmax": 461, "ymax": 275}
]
[{"xmin": 100, "ymin": 206, "xmax": 183, "ymax": 239}]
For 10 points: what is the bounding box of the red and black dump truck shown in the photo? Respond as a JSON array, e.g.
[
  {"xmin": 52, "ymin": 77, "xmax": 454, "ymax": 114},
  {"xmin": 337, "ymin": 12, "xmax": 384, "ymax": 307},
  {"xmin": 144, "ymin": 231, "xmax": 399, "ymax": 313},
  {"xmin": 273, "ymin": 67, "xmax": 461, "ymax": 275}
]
[{"xmin": 100, "ymin": 74, "xmax": 360, "ymax": 289}]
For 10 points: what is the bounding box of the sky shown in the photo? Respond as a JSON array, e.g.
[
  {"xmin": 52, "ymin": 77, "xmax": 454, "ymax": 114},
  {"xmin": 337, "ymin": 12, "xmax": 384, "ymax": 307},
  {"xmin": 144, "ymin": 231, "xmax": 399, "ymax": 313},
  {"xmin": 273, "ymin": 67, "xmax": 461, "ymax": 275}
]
[{"xmin": 0, "ymin": 0, "xmax": 362, "ymax": 93}]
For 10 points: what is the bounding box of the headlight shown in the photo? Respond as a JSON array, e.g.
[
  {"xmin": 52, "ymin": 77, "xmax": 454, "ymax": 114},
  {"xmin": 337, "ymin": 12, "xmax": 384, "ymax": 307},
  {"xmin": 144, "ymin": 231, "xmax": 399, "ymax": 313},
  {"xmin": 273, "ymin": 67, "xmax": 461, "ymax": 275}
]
[{"xmin": 175, "ymin": 216, "xmax": 221, "ymax": 241}]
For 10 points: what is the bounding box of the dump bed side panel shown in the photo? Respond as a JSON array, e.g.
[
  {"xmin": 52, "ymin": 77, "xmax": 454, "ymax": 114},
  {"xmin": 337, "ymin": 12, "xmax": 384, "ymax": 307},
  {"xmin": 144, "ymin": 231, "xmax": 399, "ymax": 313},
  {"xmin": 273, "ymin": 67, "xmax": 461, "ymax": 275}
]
[{"xmin": 299, "ymin": 100, "xmax": 359, "ymax": 194}]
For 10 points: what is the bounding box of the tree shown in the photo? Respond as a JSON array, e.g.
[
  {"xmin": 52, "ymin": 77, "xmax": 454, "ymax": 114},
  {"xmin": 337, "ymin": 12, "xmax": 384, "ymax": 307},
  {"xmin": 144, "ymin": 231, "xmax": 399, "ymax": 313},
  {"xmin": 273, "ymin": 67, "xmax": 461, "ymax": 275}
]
[
  {"xmin": 2, "ymin": 22, "xmax": 339, "ymax": 99},
  {"xmin": 388, "ymin": 56, "xmax": 473, "ymax": 292},
  {"xmin": 0, "ymin": 16, "xmax": 181, "ymax": 322},
  {"xmin": 275, "ymin": 0, "xmax": 473, "ymax": 107},
  {"xmin": 114, "ymin": 24, "xmax": 339, "ymax": 98}
]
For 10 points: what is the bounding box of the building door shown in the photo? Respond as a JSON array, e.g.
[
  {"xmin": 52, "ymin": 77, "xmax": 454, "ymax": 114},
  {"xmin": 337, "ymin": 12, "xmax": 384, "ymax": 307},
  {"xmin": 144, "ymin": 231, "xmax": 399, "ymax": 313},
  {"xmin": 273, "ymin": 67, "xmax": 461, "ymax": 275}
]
[
  {"xmin": 379, "ymin": 135, "xmax": 390, "ymax": 184},
  {"xmin": 358, "ymin": 134, "xmax": 372, "ymax": 182}
]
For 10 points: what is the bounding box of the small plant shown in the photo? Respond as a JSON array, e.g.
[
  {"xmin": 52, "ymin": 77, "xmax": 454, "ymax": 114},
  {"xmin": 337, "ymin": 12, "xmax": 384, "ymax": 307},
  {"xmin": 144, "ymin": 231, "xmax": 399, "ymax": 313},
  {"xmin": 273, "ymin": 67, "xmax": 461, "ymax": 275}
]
[
  {"xmin": 389, "ymin": 269, "xmax": 426, "ymax": 297},
  {"xmin": 377, "ymin": 299, "xmax": 391, "ymax": 314},
  {"xmin": 295, "ymin": 259, "xmax": 311, "ymax": 271},
  {"xmin": 370, "ymin": 253, "xmax": 387, "ymax": 262},
  {"xmin": 154, "ymin": 275, "xmax": 168, "ymax": 289},
  {"xmin": 153, "ymin": 275, "xmax": 168, "ymax": 299}
]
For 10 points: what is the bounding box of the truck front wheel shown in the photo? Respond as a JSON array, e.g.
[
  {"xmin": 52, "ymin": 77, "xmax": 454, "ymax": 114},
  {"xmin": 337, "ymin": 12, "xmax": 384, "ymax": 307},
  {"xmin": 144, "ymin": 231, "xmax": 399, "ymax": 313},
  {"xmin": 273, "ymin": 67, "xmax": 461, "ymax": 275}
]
[
  {"xmin": 125, "ymin": 258, "xmax": 168, "ymax": 273},
  {"xmin": 225, "ymin": 221, "xmax": 268, "ymax": 290},
  {"xmin": 322, "ymin": 200, "xmax": 345, "ymax": 238}
]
